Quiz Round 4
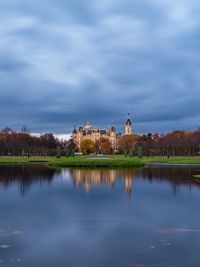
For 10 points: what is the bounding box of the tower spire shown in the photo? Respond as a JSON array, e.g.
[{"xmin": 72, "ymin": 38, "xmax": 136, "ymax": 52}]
[{"xmin": 125, "ymin": 112, "xmax": 132, "ymax": 135}]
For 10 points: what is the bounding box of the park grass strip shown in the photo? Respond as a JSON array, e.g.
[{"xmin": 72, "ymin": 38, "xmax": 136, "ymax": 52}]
[
  {"xmin": 193, "ymin": 175, "xmax": 200, "ymax": 181},
  {"xmin": 0, "ymin": 156, "xmax": 200, "ymax": 168}
]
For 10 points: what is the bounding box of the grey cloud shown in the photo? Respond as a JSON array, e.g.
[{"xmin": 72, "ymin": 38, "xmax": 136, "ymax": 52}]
[{"xmin": 0, "ymin": 0, "xmax": 200, "ymax": 133}]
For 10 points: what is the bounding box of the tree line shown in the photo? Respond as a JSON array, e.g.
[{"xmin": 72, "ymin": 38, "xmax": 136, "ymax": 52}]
[
  {"xmin": 1, "ymin": 127, "xmax": 200, "ymax": 157},
  {"xmin": 80, "ymin": 130, "xmax": 200, "ymax": 156},
  {"xmin": 0, "ymin": 127, "xmax": 63, "ymax": 156},
  {"xmin": 119, "ymin": 131, "xmax": 200, "ymax": 157}
]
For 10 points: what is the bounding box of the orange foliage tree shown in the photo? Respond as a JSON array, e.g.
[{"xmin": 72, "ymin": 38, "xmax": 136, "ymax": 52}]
[
  {"xmin": 140, "ymin": 130, "xmax": 200, "ymax": 157},
  {"xmin": 118, "ymin": 134, "xmax": 141, "ymax": 154},
  {"xmin": 95, "ymin": 138, "xmax": 113, "ymax": 154},
  {"xmin": 0, "ymin": 128, "xmax": 60, "ymax": 156},
  {"xmin": 80, "ymin": 139, "xmax": 96, "ymax": 155}
]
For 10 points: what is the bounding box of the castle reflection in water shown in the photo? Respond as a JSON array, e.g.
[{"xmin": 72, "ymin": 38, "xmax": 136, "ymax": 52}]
[
  {"xmin": 61, "ymin": 166, "xmax": 200, "ymax": 198},
  {"xmin": 62, "ymin": 169, "xmax": 137, "ymax": 198},
  {"xmin": 0, "ymin": 165, "xmax": 200, "ymax": 198}
]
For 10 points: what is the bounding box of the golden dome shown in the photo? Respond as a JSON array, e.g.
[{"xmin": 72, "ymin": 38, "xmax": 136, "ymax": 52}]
[{"xmin": 85, "ymin": 122, "xmax": 91, "ymax": 130}]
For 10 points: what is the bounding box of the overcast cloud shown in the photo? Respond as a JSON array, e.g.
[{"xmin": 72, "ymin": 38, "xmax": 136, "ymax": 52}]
[{"xmin": 0, "ymin": 0, "xmax": 200, "ymax": 134}]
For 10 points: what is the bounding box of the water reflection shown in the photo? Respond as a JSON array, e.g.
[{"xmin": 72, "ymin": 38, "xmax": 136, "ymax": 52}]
[
  {"xmin": 63, "ymin": 166, "xmax": 200, "ymax": 198},
  {"xmin": 0, "ymin": 164, "xmax": 55, "ymax": 195},
  {"xmin": 142, "ymin": 165, "xmax": 200, "ymax": 195},
  {"xmin": 0, "ymin": 165, "xmax": 200, "ymax": 198},
  {"xmin": 67, "ymin": 169, "xmax": 137, "ymax": 198},
  {"xmin": 0, "ymin": 165, "xmax": 200, "ymax": 267}
]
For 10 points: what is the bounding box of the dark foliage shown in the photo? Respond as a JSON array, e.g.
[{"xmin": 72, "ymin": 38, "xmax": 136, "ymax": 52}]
[
  {"xmin": 121, "ymin": 131, "xmax": 200, "ymax": 157},
  {"xmin": 0, "ymin": 128, "xmax": 62, "ymax": 156}
]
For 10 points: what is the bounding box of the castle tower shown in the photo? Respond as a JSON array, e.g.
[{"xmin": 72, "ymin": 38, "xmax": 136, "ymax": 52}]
[
  {"xmin": 85, "ymin": 122, "xmax": 91, "ymax": 131},
  {"xmin": 125, "ymin": 112, "xmax": 132, "ymax": 135},
  {"xmin": 110, "ymin": 124, "xmax": 117, "ymax": 149}
]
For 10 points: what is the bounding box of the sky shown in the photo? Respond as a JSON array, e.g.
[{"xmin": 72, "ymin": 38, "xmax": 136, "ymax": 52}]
[{"xmin": 0, "ymin": 0, "xmax": 200, "ymax": 135}]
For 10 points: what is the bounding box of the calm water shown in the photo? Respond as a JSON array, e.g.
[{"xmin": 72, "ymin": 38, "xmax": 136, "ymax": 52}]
[{"xmin": 0, "ymin": 164, "xmax": 200, "ymax": 267}]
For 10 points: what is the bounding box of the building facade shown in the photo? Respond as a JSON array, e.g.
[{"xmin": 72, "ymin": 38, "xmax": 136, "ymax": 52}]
[{"xmin": 72, "ymin": 113, "xmax": 133, "ymax": 151}]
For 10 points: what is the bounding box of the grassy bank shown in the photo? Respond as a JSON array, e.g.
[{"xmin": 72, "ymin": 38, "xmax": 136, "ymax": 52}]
[
  {"xmin": 0, "ymin": 156, "xmax": 200, "ymax": 168},
  {"xmin": 143, "ymin": 157, "xmax": 200, "ymax": 165},
  {"xmin": 0, "ymin": 157, "xmax": 49, "ymax": 164},
  {"xmin": 49, "ymin": 156, "xmax": 144, "ymax": 168},
  {"xmin": 193, "ymin": 175, "xmax": 200, "ymax": 181},
  {"xmin": 0, "ymin": 156, "xmax": 144, "ymax": 168}
]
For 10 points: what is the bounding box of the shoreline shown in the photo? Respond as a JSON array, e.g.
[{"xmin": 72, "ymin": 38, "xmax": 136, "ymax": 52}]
[
  {"xmin": 145, "ymin": 162, "xmax": 200, "ymax": 166},
  {"xmin": 0, "ymin": 156, "xmax": 200, "ymax": 168}
]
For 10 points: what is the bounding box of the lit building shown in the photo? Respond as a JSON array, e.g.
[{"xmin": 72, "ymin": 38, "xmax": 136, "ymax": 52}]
[
  {"xmin": 70, "ymin": 169, "xmax": 136, "ymax": 198},
  {"xmin": 72, "ymin": 113, "xmax": 133, "ymax": 150},
  {"xmin": 125, "ymin": 112, "xmax": 132, "ymax": 135}
]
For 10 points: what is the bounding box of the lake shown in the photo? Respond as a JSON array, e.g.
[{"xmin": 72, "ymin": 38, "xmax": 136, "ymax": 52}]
[{"xmin": 0, "ymin": 164, "xmax": 200, "ymax": 267}]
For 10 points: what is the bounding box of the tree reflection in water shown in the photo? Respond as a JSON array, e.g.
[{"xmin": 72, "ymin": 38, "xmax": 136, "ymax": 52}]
[
  {"xmin": 0, "ymin": 165, "xmax": 200, "ymax": 198},
  {"xmin": 142, "ymin": 165, "xmax": 200, "ymax": 195},
  {"xmin": 0, "ymin": 164, "xmax": 55, "ymax": 195},
  {"xmin": 65, "ymin": 166, "xmax": 200, "ymax": 198}
]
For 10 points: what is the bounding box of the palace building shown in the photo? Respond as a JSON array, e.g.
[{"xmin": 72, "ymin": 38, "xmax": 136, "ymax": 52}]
[{"xmin": 72, "ymin": 113, "xmax": 133, "ymax": 150}]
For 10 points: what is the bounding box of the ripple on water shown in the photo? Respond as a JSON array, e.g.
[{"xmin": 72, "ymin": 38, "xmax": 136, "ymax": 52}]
[{"xmin": 0, "ymin": 244, "xmax": 11, "ymax": 249}]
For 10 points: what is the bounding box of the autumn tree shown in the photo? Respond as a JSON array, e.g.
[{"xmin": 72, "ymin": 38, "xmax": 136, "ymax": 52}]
[
  {"xmin": 80, "ymin": 139, "xmax": 96, "ymax": 155},
  {"xmin": 0, "ymin": 128, "xmax": 61, "ymax": 156},
  {"xmin": 118, "ymin": 134, "xmax": 141, "ymax": 154},
  {"xmin": 139, "ymin": 130, "xmax": 200, "ymax": 157},
  {"xmin": 96, "ymin": 138, "xmax": 113, "ymax": 154}
]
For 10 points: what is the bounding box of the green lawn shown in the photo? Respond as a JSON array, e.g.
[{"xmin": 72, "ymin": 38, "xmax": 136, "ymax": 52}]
[
  {"xmin": 0, "ymin": 155, "xmax": 144, "ymax": 168},
  {"xmin": 0, "ymin": 157, "xmax": 49, "ymax": 164},
  {"xmin": 0, "ymin": 155, "xmax": 200, "ymax": 168},
  {"xmin": 143, "ymin": 157, "xmax": 200, "ymax": 165},
  {"xmin": 193, "ymin": 175, "xmax": 200, "ymax": 181}
]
